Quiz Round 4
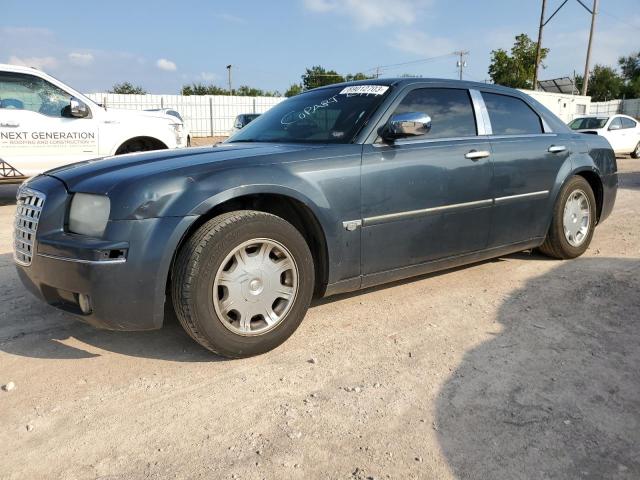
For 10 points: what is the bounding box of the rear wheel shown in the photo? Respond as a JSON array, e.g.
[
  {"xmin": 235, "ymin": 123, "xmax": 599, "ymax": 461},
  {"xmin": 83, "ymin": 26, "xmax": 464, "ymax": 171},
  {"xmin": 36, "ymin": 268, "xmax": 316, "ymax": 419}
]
[
  {"xmin": 631, "ymin": 141, "xmax": 640, "ymax": 159},
  {"xmin": 115, "ymin": 137, "xmax": 167, "ymax": 155},
  {"xmin": 171, "ymin": 210, "xmax": 314, "ymax": 358},
  {"xmin": 539, "ymin": 176, "xmax": 596, "ymax": 259}
]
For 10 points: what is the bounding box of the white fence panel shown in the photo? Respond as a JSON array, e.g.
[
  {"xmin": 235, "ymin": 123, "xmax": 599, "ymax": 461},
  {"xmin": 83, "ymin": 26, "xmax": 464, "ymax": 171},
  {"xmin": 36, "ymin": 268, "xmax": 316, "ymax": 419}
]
[
  {"xmin": 589, "ymin": 100, "xmax": 623, "ymax": 116},
  {"xmin": 85, "ymin": 93, "xmax": 286, "ymax": 137}
]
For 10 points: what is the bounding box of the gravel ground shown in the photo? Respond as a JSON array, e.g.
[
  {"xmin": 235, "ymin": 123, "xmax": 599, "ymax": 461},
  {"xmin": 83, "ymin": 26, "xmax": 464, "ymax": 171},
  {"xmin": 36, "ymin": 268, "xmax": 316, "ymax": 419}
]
[{"xmin": 0, "ymin": 159, "xmax": 638, "ymax": 480}]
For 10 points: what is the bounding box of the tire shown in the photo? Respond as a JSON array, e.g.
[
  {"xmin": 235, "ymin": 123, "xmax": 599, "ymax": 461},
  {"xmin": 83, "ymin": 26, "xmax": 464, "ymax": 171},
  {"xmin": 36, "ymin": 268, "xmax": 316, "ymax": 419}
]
[
  {"xmin": 631, "ymin": 142, "xmax": 640, "ymax": 159},
  {"xmin": 115, "ymin": 139, "xmax": 146, "ymax": 155},
  {"xmin": 172, "ymin": 210, "xmax": 315, "ymax": 358},
  {"xmin": 539, "ymin": 176, "xmax": 596, "ymax": 259}
]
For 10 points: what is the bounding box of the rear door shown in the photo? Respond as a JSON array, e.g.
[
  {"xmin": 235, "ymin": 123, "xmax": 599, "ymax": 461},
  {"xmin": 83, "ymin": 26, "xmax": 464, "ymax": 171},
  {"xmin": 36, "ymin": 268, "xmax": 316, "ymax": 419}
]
[
  {"xmin": 361, "ymin": 86, "xmax": 494, "ymax": 277},
  {"xmin": 620, "ymin": 117, "xmax": 639, "ymax": 151},
  {"xmin": 605, "ymin": 117, "xmax": 627, "ymax": 152},
  {"xmin": 481, "ymin": 91, "xmax": 571, "ymax": 247}
]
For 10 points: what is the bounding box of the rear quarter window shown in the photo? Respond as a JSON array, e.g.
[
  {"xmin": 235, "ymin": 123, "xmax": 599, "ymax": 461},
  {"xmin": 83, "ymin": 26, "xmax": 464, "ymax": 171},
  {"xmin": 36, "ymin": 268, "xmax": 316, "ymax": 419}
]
[{"xmin": 482, "ymin": 92, "xmax": 543, "ymax": 135}]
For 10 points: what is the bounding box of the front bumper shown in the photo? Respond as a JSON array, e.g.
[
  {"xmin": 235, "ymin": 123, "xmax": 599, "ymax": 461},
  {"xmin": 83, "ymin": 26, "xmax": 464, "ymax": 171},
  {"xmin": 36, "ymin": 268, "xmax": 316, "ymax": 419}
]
[{"xmin": 14, "ymin": 175, "xmax": 196, "ymax": 331}]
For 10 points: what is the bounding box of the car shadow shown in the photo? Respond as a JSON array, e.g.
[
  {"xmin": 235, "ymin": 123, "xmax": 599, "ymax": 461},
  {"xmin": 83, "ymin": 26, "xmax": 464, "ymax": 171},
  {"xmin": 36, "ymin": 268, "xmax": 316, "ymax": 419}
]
[
  {"xmin": 0, "ymin": 184, "xmax": 19, "ymax": 206},
  {"xmin": 435, "ymin": 257, "xmax": 640, "ymax": 479},
  {"xmin": 0, "ymin": 254, "xmax": 223, "ymax": 362},
  {"xmin": 2, "ymin": 249, "xmax": 556, "ymax": 362},
  {"xmin": 619, "ymin": 170, "xmax": 640, "ymax": 191}
]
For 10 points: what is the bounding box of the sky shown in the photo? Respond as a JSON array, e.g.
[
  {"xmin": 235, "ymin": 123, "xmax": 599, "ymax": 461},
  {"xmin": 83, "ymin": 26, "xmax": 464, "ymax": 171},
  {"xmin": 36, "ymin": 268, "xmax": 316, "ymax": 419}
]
[{"xmin": 1, "ymin": 0, "xmax": 639, "ymax": 95}]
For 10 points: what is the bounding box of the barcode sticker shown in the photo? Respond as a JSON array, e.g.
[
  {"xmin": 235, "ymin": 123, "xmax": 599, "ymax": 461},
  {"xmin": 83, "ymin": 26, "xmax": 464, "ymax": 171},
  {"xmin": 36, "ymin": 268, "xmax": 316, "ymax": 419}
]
[{"xmin": 339, "ymin": 85, "xmax": 389, "ymax": 96}]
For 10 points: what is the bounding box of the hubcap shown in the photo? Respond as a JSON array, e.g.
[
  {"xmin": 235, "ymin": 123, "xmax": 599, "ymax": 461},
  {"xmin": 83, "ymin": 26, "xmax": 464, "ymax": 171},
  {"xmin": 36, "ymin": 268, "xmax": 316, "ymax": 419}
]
[
  {"xmin": 213, "ymin": 238, "xmax": 298, "ymax": 336},
  {"xmin": 563, "ymin": 189, "xmax": 591, "ymax": 247}
]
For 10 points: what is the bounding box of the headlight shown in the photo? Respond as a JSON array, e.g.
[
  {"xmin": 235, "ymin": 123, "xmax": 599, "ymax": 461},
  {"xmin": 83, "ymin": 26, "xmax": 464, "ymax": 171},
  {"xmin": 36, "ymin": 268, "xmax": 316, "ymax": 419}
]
[
  {"xmin": 68, "ymin": 193, "xmax": 110, "ymax": 237},
  {"xmin": 171, "ymin": 123, "xmax": 183, "ymax": 142}
]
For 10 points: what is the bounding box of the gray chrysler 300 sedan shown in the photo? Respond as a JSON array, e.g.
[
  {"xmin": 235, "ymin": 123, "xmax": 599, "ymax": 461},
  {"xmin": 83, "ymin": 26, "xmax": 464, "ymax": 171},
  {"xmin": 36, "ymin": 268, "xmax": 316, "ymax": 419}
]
[{"xmin": 14, "ymin": 79, "xmax": 617, "ymax": 357}]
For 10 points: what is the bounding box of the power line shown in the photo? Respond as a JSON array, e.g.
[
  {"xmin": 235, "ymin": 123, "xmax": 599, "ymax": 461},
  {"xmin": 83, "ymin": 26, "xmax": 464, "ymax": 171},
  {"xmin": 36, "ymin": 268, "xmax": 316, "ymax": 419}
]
[{"xmin": 366, "ymin": 52, "xmax": 458, "ymax": 76}]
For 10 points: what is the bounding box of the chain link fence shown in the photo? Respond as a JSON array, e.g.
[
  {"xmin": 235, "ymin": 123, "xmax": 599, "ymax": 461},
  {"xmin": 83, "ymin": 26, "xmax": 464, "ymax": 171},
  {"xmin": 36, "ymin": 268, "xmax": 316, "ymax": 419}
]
[{"xmin": 589, "ymin": 98, "xmax": 640, "ymax": 119}]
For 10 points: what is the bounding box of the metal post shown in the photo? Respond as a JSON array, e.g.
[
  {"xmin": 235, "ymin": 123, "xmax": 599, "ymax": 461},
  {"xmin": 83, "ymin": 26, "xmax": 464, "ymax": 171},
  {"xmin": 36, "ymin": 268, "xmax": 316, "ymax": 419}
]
[
  {"xmin": 226, "ymin": 64, "xmax": 232, "ymax": 94},
  {"xmin": 582, "ymin": 0, "xmax": 599, "ymax": 96},
  {"xmin": 533, "ymin": 0, "xmax": 547, "ymax": 91},
  {"xmin": 454, "ymin": 51, "xmax": 469, "ymax": 81},
  {"xmin": 253, "ymin": 98, "xmax": 256, "ymax": 114},
  {"xmin": 209, "ymin": 97, "xmax": 214, "ymax": 137},
  {"xmin": 161, "ymin": 97, "xmax": 164, "ymax": 109}
]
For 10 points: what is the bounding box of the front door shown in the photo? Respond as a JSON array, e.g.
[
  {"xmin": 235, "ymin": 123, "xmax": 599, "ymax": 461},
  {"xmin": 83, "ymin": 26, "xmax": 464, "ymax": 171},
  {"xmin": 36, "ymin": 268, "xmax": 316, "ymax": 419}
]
[
  {"xmin": 0, "ymin": 71, "xmax": 98, "ymax": 178},
  {"xmin": 361, "ymin": 87, "xmax": 493, "ymax": 276}
]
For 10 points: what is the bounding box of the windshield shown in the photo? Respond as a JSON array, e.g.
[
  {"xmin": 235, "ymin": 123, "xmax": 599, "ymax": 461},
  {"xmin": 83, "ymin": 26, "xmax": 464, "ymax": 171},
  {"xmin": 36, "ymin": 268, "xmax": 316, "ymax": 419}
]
[
  {"xmin": 228, "ymin": 85, "xmax": 391, "ymax": 143},
  {"xmin": 569, "ymin": 117, "xmax": 608, "ymax": 130}
]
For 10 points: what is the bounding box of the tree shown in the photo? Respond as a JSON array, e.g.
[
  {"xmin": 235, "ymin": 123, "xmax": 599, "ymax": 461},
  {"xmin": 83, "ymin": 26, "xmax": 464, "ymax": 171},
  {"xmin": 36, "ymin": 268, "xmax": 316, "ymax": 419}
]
[
  {"xmin": 488, "ymin": 34, "xmax": 549, "ymax": 89},
  {"xmin": 302, "ymin": 66, "xmax": 345, "ymax": 90},
  {"xmin": 619, "ymin": 52, "xmax": 640, "ymax": 98},
  {"xmin": 110, "ymin": 82, "xmax": 147, "ymax": 94},
  {"xmin": 575, "ymin": 65, "xmax": 624, "ymax": 101},
  {"xmin": 344, "ymin": 72, "xmax": 373, "ymax": 82},
  {"xmin": 284, "ymin": 83, "xmax": 303, "ymax": 97},
  {"xmin": 181, "ymin": 83, "xmax": 279, "ymax": 96}
]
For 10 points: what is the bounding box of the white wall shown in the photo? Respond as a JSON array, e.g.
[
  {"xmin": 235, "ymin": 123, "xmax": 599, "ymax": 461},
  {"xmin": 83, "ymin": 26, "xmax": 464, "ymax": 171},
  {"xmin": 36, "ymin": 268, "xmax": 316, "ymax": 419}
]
[
  {"xmin": 520, "ymin": 89, "xmax": 591, "ymax": 123},
  {"xmin": 85, "ymin": 93, "xmax": 286, "ymax": 137}
]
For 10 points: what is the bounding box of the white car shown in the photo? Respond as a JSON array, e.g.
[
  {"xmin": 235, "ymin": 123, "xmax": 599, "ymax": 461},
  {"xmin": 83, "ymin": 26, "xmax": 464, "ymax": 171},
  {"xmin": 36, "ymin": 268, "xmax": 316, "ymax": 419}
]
[
  {"xmin": 568, "ymin": 114, "xmax": 640, "ymax": 158},
  {"xmin": 145, "ymin": 108, "xmax": 191, "ymax": 147},
  {"xmin": 0, "ymin": 64, "xmax": 187, "ymax": 182}
]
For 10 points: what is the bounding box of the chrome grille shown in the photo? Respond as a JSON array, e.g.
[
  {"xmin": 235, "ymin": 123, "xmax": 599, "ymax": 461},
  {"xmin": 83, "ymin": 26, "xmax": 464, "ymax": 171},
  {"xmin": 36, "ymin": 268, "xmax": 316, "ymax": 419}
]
[{"xmin": 14, "ymin": 187, "xmax": 46, "ymax": 266}]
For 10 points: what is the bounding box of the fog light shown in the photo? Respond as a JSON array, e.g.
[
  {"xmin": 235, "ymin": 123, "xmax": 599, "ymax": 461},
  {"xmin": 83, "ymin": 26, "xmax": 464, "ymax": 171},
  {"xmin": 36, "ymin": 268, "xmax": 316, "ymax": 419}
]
[{"xmin": 78, "ymin": 294, "xmax": 92, "ymax": 314}]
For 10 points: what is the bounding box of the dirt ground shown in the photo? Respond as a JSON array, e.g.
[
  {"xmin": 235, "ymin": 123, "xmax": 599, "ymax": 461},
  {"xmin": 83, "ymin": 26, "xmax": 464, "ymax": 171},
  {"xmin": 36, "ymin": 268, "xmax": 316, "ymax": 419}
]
[
  {"xmin": 0, "ymin": 159, "xmax": 638, "ymax": 480},
  {"xmin": 191, "ymin": 136, "xmax": 228, "ymax": 147}
]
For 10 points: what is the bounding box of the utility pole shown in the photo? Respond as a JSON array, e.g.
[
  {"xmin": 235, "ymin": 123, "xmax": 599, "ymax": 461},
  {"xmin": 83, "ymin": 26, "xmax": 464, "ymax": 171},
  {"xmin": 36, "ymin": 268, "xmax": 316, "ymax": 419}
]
[
  {"xmin": 454, "ymin": 50, "xmax": 469, "ymax": 80},
  {"xmin": 375, "ymin": 66, "xmax": 380, "ymax": 79},
  {"xmin": 581, "ymin": 0, "xmax": 599, "ymax": 96},
  {"xmin": 533, "ymin": 0, "xmax": 548, "ymax": 91},
  {"xmin": 226, "ymin": 64, "xmax": 232, "ymax": 93}
]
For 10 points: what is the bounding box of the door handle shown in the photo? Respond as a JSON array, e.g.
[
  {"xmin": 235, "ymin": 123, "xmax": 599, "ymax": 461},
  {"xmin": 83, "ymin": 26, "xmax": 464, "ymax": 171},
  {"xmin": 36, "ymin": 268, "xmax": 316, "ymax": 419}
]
[
  {"xmin": 0, "ymin": 121, "xmax": 20, "ymax": 128},
  {"xmin": 548, "ymin": 145, "xmax": 566, "ymax": 153},
  {"xmin": 465, "ymin": 150, "xmax": 490, "ymax": 160}
]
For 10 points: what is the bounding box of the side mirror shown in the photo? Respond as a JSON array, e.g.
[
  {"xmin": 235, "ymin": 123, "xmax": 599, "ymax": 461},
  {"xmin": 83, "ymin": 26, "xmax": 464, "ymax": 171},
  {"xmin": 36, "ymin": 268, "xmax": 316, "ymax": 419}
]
[
  {"xmin": 382, "ymin": 112, "xmax": 432, "ymax": 141},
  {"xmin": 608, "ymin": 122, "xmax": 621, "ymax": 131},
  {"xmin": 70, "ymin": 97, "xmax": 89, "ymax": 118}
]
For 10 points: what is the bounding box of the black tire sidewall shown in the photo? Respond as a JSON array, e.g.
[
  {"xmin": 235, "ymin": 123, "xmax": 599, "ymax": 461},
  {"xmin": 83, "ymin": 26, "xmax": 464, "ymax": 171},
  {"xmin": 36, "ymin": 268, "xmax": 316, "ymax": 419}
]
[
  {"xmin": 632, "ymin": 142, "xmax": 640, "ymax": 159},
  {"xmin": 187, "ymin": 213, "xmax": 314, "ymax": 357},
  {"xmin": 551, "ymin": 176, "xmax": 597, "ymax": 258}
]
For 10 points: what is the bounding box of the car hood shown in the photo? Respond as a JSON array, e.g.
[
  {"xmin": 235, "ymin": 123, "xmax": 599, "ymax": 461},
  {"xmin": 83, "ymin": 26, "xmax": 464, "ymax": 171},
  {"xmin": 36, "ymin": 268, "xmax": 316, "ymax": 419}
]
[
  {"xmin": 102, "ymin": 108, "xmax": 177, "ymax": 124},
  {"xmin": 45, "ymin": 143, "xmax": 324, "ymax": 193}
]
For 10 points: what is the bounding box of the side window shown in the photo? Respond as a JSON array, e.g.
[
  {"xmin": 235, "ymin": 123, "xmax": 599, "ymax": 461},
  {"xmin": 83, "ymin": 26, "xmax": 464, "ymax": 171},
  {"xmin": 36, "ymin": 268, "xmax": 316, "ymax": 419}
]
[
  {"xmin": 482, "ymin": 92, "xmax": 543, "ymax": 135},
  {"xmin": 621, "ymin": 117, "xmax": 637, "ymax": 129},
  {"xmin": 0, "ymin": 72, "xmax": 72, "ymax": 118},
  {"xmin": 392, "ymin": 88, "xmax": 477, "ymax": 139},
  {"xmin": 609, "ymin": 117, "xmax": 623, "ymax": 130}
]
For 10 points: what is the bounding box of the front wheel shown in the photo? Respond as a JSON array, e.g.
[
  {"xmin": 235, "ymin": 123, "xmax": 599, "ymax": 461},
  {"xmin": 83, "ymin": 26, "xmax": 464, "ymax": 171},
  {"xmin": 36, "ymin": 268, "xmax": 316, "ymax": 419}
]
[
  {"xmin": 171, "ymin": 210, "xmax": 315, "ymax": 358},
  {"xmin": 631, "ymin": 141, "xmax": 640, "ymax": 159},
  {"xmin": 539, "ymin": 176, "xmax": 596, "ymax": 259}
]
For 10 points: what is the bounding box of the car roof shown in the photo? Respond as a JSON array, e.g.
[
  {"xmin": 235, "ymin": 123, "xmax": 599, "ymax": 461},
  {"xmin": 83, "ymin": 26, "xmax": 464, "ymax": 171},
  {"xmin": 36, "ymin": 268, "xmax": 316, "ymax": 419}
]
[
  {"xmin": 311, "ymin": 77, "xmax": 522, "ymax": 95},
  {"xmin": 0, "ymin": 63, "xmax": 42, "ymax": 74}
]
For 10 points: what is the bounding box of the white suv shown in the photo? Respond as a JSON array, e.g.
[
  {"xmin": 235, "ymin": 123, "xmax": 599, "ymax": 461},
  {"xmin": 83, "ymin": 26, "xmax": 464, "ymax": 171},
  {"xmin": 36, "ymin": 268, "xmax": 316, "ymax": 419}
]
[
  {"xmin": 569, "ymin": 114, "xmax": 640, "ymax": 158},
  {"xmin": 0, "ymin": 64, "xmax": 187, "ymax": 182}
]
